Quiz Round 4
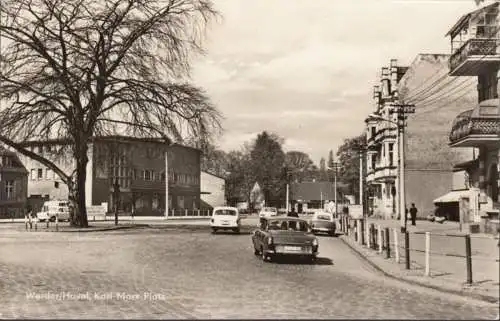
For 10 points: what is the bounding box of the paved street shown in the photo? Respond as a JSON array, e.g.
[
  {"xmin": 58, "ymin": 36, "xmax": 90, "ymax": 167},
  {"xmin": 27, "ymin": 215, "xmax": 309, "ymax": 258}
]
[{"xmin": 0, "ymin": 228, "xmax": 498, "ymax": 319}]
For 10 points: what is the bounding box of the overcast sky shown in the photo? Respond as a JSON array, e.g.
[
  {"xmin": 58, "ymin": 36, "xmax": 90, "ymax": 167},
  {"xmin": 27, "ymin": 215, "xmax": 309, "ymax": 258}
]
[{"xmin": 191, "ymin": 0, "xmax": 479, "ymax": 164}]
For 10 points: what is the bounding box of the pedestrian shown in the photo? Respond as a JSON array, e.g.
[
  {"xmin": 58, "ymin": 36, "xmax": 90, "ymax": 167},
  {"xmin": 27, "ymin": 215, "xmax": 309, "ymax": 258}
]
[
  {"xmin": 409, "ymin": 203, "xmax": 418, "ymax": 226},
  {"xmin": 287, "ymin": 206, "xmax": 299, "ymax": 218}
]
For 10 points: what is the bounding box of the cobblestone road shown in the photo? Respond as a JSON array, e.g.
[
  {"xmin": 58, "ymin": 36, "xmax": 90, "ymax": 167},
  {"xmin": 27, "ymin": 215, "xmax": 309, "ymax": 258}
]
[{"xmin": 0, "ymin": 228, "xmax": 498, "ymax": 319}]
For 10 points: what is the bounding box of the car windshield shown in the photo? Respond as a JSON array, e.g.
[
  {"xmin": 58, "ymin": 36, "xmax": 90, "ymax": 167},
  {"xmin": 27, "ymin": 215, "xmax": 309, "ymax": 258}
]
[
  {"xmin": 267, "ymin": 219, "xmax": 308, "ymax": 232},
  {"xmin": 315, "ymin": 214, "xmax": 332, "ymax": 221},
  {"xmin": 214, "ymin": 209, "xmax": 237, "ymax": 216},
  {"xmin": 263, "ymin": 207, "xmax": 277, "ymax": 212}
]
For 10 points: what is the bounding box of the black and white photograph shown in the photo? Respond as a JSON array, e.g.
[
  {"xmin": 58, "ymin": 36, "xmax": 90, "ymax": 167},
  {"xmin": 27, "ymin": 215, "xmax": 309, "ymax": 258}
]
[{"xmin": 0, "ymin": 0, "xmax": 499, "ymax": 319}]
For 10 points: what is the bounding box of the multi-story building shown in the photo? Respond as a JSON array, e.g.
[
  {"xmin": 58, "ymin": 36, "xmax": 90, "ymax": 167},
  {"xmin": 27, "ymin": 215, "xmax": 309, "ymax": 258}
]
[
  {"xmin": 365, "ymin": 56, "xmax": 475, "ymax": 220},
  {"xmin": 446, "ymin": 1, "xmax": 500, "ymax": 231},
  {"xmin": 0, "ymin": 147, "xmax": 28, "ymax": 218},
  {"xmin": 18, "ymin": 136, "xmax": 201, "ymax": 216},
  {"xmin": 365, "ymin": 59, "xmax": 408, "ymax": 219}
]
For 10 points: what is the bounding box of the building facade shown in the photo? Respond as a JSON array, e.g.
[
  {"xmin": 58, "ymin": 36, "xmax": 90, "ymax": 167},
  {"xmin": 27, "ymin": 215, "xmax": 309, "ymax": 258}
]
[
  {"xmin": 18, "ymin": 136, "xmax": 201, "ymax": 216},
  {"xmin": 365, "ymin": 59, "xmax": 408, "ymax": 219},
  {"xmin": 289, "ymin": 181, "xmax": 348, "ymax": 214},
  {"xmin": 365, "ymin": 56, "xmax": 475, "ymax": 219},
  {"xmin": 0, "ymin": 147, "xmax": 28, "ymax": 218},
  {"xmin": 200, "ymin": 171, "xmax": 226, "ymax": 209},
  {"xmin": 446, "ymin": 1, "xmax": 500, "ymax": 230}
]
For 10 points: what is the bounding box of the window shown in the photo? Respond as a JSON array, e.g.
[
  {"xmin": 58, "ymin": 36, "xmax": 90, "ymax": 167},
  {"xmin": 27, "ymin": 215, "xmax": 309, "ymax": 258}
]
[
  {"xmin": 45, "ymin": 169, "xmax": 53, "ymax": 180},
  {"xmin": 5, "ymin": 180, "xmax": 14, "ymax": 199},
  {"xmin": 30, "ymin": 169, "xmax": 36, "ymax": 180},
  {"xmin": 388, "ymin": 143, "xmax": 394, "ymax": 167},
  {"xmin": 37, "ymin": 168, "xmax": 43, "ymax": 179},
  {"xmin": 161, "ymin": 172, "xmax": 166, "ymax": 182},
  {"xmin": 478, "ymin": 72, "xmax": 498, "ymax": 102},
  {"xmin": 371, "ymin": 126, "xmax": 376, "ymax": 138},
  {"xmin": 144, "ymin": 170, "xmax": 153, "ymax": 181},
  {"xmin": 371, "ymin": 155, "xmax": 376, "ymax": 171}
]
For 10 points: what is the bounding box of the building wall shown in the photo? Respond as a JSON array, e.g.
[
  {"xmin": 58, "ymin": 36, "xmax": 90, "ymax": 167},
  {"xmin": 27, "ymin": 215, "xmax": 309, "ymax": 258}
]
[
  {"xmin": 18, "ymin": 138, "xmax": 201, "ymax": 216},
  {"xmin": 404, "ymin": 169, "xmax": 453, "ymax": 218},
  {"xmin": 0, "ymin": 151, "xmax": 28, "ymax": 218},
  {"xmin": 200, "ymin": 171, "xmax": 226, "ymax": 208},
  {"xmin": 18, "ymin": 144, "xmax": 73, "ymax": 201}
]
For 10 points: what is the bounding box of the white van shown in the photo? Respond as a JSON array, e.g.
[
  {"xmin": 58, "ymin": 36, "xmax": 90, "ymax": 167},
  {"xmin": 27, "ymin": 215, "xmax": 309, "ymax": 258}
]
[
  {"xmin": 36, "ymin": 200, "xmax": 71, "ymax": 222},
  {"xmin": 210, "ymin": 206, "xmax": 240, "ymax": 234}
]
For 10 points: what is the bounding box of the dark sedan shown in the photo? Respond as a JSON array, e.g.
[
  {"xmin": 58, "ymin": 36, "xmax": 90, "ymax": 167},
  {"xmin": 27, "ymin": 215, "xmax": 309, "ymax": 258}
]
[{"xmin": 251, "ymin": 217, "xmax": 319, "ymax": 263}]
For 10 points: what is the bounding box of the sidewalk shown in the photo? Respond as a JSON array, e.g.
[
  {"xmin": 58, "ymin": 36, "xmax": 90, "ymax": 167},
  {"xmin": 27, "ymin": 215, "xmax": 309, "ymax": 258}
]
[{"xmin": 341, "ymin": 218, "xmax": 500, "ymax": 304}]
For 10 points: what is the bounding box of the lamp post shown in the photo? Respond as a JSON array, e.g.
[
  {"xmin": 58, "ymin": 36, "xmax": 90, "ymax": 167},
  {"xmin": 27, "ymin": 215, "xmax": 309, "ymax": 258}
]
[
  {"xmin": 329, "ymin": 162, "xmax": 341, "ymax": 215},
  {"xmin": 367, "ymin": 104, "xmax": 414, "ymax": 233}
]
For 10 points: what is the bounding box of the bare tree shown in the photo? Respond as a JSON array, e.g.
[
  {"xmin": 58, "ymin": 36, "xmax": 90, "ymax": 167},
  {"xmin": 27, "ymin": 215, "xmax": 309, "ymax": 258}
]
[{"xmin": 0, "ymin": 0, "xmax": 222, "ymax": 227}]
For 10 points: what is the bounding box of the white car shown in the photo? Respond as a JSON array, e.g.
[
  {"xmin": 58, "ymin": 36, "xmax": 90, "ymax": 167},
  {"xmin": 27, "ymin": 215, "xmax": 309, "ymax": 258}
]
[
  {"xmin": 210, "ymin": 206, "xmax": 241, "ymax": 234},
  {"xmin": 36, "ymin": 200, "xmax": 71, "ymax": 222},
  {"xmin": 259, "ymin": 207, "xmax": 278, "ymax": 218}
]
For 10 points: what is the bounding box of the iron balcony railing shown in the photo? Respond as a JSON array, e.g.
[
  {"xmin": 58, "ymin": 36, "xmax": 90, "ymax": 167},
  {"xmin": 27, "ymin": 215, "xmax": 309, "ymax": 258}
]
[
  {"xmin": 449, "ymin": 38, "xmax": 500, "ymax": 72},
  {"xmin": 449, "ymin": 109, "xmax": 500, "ymax": 143}
]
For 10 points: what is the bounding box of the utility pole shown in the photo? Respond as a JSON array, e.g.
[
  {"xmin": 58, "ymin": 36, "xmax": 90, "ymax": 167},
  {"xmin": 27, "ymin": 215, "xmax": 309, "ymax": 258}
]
[
  {"xmin": 389, "ymin": 103, "xmax": 415, "ymax": 233},
  {"xmin": 329, "ymin": 162, "xmax": 341, "ymax": 215},
  {"xmin": 359, "ymin": 152, "xmax": 363, "ymax": 215},
  {"xmin": 165, "ymin": 150, "xmax": 169, "ymax": 219}
]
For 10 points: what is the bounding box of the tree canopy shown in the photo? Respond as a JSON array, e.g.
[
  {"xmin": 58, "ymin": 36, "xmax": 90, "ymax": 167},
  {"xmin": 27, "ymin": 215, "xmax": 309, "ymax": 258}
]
[
  {"xmin": 0, "ymin": 0, "xmax": 221, "ymax": 227},
  {"xmin": 336, "ymin": 133, "xmax": 367, "ymax": 203}
]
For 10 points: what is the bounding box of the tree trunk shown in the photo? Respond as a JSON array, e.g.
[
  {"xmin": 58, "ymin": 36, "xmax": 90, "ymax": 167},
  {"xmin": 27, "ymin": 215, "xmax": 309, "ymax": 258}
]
[{"xmin": 70, "ymin": 145, "xmax": 89, "ymax": 228}]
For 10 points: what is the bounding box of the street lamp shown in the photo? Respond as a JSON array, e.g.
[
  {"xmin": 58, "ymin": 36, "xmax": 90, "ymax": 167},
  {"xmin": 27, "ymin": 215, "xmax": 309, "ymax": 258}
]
[
  {"xmin": 328, "ymin": 162, "xmax": 341, "ymax": 216},
  {"xmin": 367, "ymin": 112, "xmax": 407, "ymax": 233}
]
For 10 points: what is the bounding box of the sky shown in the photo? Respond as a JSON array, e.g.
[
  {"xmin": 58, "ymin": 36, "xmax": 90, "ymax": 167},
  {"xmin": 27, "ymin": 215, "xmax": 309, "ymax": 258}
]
[{"xmin": 190, "ymin": 0, "xmax": 480, "ymax": 165}]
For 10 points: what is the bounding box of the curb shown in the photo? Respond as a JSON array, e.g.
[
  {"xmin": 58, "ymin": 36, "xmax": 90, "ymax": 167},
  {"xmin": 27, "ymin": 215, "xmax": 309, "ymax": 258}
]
[
  {"xmin": 48, "ymin": 224, "xmax": 150, "ymax": 233},
  {"xmin": 30, "ymin": 224, "xmax": 257, "ymax": 233},
  {"xmin": 339, "ymin": 235, "xmax": 499, "ymax": 305}
]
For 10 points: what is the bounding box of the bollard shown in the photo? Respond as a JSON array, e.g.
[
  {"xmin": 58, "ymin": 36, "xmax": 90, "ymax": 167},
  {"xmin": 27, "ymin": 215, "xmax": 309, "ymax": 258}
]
[
  {"xmin": 25, "ymin": 215, "xmax": 28, "ymax": 231},
  {"xmin": 354, "ymin": 220, "xmax": 358, "ymax": 242},
  {"xmin": 360, "ymin": 219, "xmax": 365, "ymax": 245},
  {"xmin": 377, "ymin": 225, "xmax": 383, "ymax": 253},
  {"xmin": 370, "ymin": 224, "xmax": 376, "ymax": 249},
  {"xmin": 28, "ymin": 215, "xmax": 32, "ymax": 230},
  {"xmin": 185, "ymin": 209, "xmax": 188, "ymax": 216},
  {"xmin": 55, "ymin": 214, "xmax": 59, "ymax": 232},
  {"xmin": 197, "ymin": 209, "xmax": 200, "ymax": 216},
  {"xmin": 465, "ymin": 234, "xmax": 473, "ymax": 285},
  {"xmin": 425, "ymin": 232, "xmax": 431, "ymax": 276},
  {"xmin": 365, "ymin": 219, "xmax": 369, "ymax": 247},
  {"xmin": 405, "ymin": 231, "xmax": 410, "ymax": 270},
  {"xmin": 385, "ymin": 227, "xmax": 390, "ymax": 259},
  {"xmin": 34, "ymin": 218, "xmax": 38, "ymax": 231},
  {"xmin": 393, "ymin": 228, "xmax": 400, "ymax": 263},
  {"xmin": 46, "ymin": 219, "xmax": 49, "ymax": 228}
]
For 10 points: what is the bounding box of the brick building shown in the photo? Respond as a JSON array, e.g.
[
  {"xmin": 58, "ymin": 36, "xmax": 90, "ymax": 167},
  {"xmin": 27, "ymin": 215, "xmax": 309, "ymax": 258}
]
[
  {"xmin": 0, "ymin": 147, "xmax": 28, "ymax": 218},
  {"xmin": 18, "ymin": 136, "xmax": 201, "ymax": 216}
]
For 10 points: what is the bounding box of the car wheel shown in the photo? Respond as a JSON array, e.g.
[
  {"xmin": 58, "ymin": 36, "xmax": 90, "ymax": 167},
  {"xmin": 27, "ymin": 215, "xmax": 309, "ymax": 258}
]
[
  {"xmin": 329, "ymin": 230, "xmax": 336, "ymax": 237},
  {"xmin": 211, "ymin": 228, "xmax": 217, "ymax": 234},
  {"xmin": 233, "ymin": 228, "xmax": 240, "ymax": 234},
  {"xmin": 49, "ymin": 216, "xmax": 56, "ymax": 222}
]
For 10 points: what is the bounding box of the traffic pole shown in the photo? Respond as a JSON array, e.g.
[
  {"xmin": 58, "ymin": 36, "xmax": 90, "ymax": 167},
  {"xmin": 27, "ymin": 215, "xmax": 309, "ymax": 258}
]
[
  {"xmin": 385, "ymin": 227, "xmax": 390, "ymax": 259},
  {"xmin": 393, "ymin": 228, "xmax": 400, "ymax": 263},
  {"xmin": 465, "ymin": 234, "xmax": 473, "ymax": 284},
  {"xmin": 405, "ymin": 231, "xmax": 410, "ymax": 270},
  {"xmin": 425, "ymin": 232, "xmax": 431, "ymax": 276}
]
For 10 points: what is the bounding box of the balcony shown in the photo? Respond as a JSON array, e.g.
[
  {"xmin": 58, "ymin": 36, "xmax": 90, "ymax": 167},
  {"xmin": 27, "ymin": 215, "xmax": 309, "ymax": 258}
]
[
  {"xmin": 449, "ymin": 38, "xmax": 500, "ymax": 76},
  {"xmin": 449, "ymin": 108, "xmax": 500, "ymax": 148},
  {"xmin": 366, "ymin": 166, "xmax": 397, "ymax": 183}
]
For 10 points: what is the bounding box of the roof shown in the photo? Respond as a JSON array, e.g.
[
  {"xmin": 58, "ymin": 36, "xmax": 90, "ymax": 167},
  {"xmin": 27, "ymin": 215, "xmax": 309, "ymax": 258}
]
[
  {"xmin": 433, "ymin": 190, "xmax": 471, "ymax": 204},
  {"xmin": 290, "ymin": 181, "xmax": 349, "ymax": 202},
  {"xmin": 453, "ymin": 158, "xmax": 479, "ymax": 170},
  {"xmin": 201, "ymin": 170, "xmax": 227, "ymax": 180},
  {"xmin": 445, "ymin": 2, "xmax": 499, "ymax": 37},
  {"xmin": 17, "ymin": 135, "xmax": 200, "ymax": 152}
]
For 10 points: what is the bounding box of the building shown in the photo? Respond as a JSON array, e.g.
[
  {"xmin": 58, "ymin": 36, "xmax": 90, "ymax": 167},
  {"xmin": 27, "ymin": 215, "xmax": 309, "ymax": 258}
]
[
  {"xmin": 0, "ymin": 147, "xmax": 28, "ymax": 218},
  {"xmin": 200, "ymin": 171, "xmax": 226, "ymax": 209},
  {"xmin": 445, "ymin": 1, "xmax": 500, "ymax": 232},
  {"xmin": 365, "ymin": 56, "xmax": 474, "ymax": 219},
  {"xmin": 18, "ymin": 136, "xmax": 201, "ymax": 216},
  {"xmin": 289, "ymin": 181, "xmax": 348, "ymax": 213}
]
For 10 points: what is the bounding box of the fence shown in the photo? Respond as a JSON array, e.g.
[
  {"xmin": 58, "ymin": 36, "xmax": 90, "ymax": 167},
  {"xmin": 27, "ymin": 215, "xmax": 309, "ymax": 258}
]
[
  {"xmin": 166, "ymin": 209, "xmax": 212, "ymax": 217},
  {"xmin": 338, "ymin": 216, "xmax": 499, "ymax": 285}
]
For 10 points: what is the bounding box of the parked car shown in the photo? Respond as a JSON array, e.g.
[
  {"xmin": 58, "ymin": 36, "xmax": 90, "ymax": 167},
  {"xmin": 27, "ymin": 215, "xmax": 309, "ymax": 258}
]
[
  {"xmin": 259, "ymin": 207, "xmax": 278, "ymax": 218},
  {"xmin": 251, "ymin": 217, "xmax": 319, "ymax": 263},
  {"xmin": 210, "ymin": 206, "xmax": 241, "ymax": 234},
  {"xmin": 36, "ymin": 200, "xmax": 70, "ymax": 222},
  {"xmin": 310, "ymin": 211, "xmax": 336, "ymax": 236}
]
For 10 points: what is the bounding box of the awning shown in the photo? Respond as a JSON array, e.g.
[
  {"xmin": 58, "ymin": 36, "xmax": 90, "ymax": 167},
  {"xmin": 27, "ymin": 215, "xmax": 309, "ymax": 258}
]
[{"xmin": 433, "ymin": 190, "xmax": 470, "ymax": 204}]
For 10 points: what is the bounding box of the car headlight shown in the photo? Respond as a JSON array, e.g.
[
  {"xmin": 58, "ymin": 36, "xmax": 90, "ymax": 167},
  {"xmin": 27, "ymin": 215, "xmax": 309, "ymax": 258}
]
[
  {"xmin": 210, "ymin": 218, "xmax": 214, "ymax": 223},
  {"xmin": 267, "ymin": 236, "xmax": 273, "ymax": 245},
  {"xmin": 312, "ymin": 238, "xmax": 318, "ymax": 246}
]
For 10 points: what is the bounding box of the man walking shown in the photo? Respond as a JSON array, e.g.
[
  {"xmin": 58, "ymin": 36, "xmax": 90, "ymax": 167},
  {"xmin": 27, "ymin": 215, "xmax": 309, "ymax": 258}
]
[{"xmin": 409, "ymin": 203, "xmax": 418, "ymax": 226}]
